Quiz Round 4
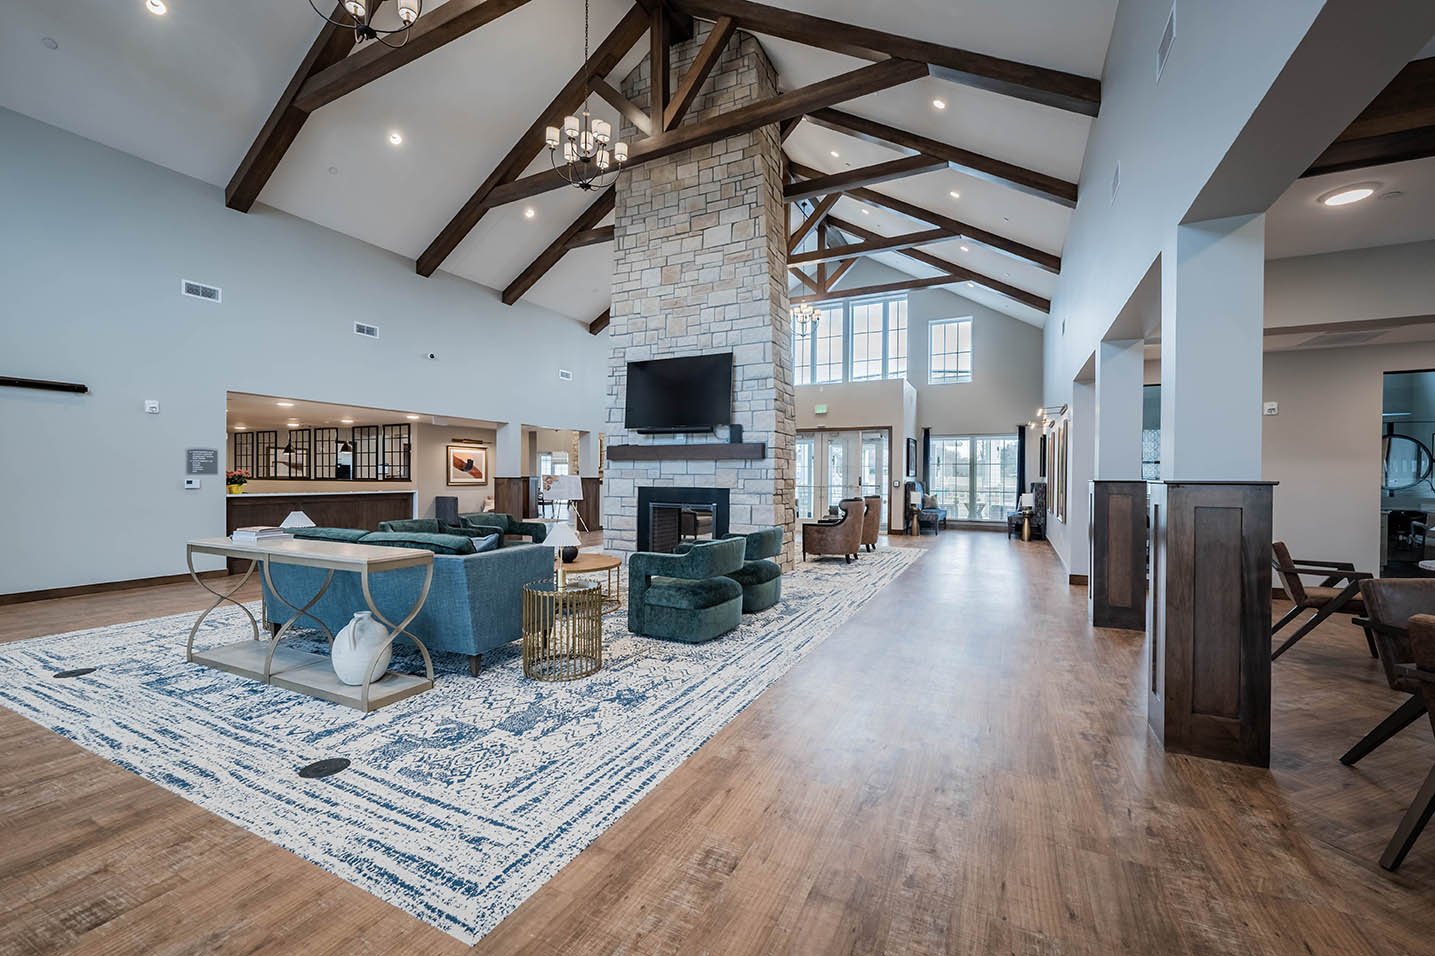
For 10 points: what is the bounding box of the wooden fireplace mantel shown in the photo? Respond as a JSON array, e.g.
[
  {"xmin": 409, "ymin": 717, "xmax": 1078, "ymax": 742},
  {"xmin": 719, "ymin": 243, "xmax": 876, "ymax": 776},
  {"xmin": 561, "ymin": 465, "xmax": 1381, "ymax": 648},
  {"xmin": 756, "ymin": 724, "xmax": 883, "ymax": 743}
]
[{"xmin": 607, "ymin": 443, "xmax": 767, "ymax": 462}]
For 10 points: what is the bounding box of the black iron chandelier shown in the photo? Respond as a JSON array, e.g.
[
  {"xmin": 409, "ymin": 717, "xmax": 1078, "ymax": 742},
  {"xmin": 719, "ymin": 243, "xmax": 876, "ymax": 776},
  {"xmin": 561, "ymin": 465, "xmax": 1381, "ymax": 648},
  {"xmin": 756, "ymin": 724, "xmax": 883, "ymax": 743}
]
[
  {"xmin": 544, "ymin": 0, "xmax": 629, "ymax": 190},
  {"xmin": 309, "ymin": 0, "xmax": 421, "ymax": 47}
]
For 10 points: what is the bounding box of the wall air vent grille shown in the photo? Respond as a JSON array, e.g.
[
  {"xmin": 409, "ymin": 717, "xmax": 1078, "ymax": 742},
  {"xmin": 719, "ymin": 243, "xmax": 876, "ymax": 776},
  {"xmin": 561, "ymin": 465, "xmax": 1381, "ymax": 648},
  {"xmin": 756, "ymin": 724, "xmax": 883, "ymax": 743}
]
[
  {"xmin": 1157, "ymin": 4, "xmax": 1175, "ymax": 81},
  {"xmin": 181, "ymin": 279, "xmax": 221, "ymax": 303},
  {"xmin": 558, "ymin": 369, "xmax": 574, "ymax": 381},
  {"xmin": 354, "ymin": 322, "xmax": 380, "ymax": 339}
]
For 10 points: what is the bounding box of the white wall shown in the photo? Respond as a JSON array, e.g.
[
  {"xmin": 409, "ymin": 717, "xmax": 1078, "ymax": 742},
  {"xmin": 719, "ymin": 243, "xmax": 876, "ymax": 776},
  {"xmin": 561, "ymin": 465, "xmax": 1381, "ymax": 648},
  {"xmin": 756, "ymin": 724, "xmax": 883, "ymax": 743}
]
[
  {"xmin": 1266, "ymin": 240, "xmax": 1435, "ymax": 328},
  {"xmin": 1263, "ymin": 342, "xmax": 1435, "ymax": 574},
  {"xmin": 0, "ymin": 109, "xmax": 607, "ymax": 593},
  {"xmin": 415, "ymin": 422, "xmax": 498, "ymax": 518}
]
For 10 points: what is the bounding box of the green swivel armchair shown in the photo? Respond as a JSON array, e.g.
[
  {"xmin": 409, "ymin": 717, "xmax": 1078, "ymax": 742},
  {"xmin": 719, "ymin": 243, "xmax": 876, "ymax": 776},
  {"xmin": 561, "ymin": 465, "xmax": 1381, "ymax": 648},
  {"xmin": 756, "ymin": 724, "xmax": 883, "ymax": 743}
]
[
  {"xmin": 722, "ymin": 527, "xmax": 784, "ymax": 613},
  {"xmin": 628, "ymin": 537, "xmax": 746, "ymax": 643}
]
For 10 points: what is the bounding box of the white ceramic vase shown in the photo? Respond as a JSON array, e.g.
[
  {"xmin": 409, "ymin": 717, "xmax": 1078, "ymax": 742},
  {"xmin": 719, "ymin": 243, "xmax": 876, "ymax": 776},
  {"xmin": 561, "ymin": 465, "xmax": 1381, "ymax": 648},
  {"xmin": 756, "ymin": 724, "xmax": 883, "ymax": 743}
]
[{"xmin": 331, "ymin": 610, "xmax": 391, "ymax": 686}]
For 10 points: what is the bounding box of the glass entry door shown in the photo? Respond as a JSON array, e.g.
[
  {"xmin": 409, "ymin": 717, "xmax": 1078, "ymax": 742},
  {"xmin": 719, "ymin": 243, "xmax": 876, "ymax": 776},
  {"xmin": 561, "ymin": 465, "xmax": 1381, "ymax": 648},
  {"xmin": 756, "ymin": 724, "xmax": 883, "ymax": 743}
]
[
  {"xmin": 795, "ymin": 429, "xmax": 890, "ymax": 530},
  {"xmin": 930, "ymin": 434, "xmax": 1019, "ymax": 521}
]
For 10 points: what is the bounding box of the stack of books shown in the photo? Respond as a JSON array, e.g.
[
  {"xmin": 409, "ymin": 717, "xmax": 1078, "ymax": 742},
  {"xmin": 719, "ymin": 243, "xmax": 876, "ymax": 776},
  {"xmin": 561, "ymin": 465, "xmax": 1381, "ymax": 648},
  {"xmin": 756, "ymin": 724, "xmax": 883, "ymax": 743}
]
[{"xmin": 231, "ymin": 526, "xmax": 293, "ymax": 544}]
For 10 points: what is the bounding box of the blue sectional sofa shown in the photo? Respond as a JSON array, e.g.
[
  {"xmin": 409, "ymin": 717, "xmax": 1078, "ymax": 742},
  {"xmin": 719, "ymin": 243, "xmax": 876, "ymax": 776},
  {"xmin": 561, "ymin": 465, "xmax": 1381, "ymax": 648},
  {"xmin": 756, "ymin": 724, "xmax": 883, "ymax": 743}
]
[{"xmin": 261, "ymin": 537, "xmax": 553, "ymax": 676}]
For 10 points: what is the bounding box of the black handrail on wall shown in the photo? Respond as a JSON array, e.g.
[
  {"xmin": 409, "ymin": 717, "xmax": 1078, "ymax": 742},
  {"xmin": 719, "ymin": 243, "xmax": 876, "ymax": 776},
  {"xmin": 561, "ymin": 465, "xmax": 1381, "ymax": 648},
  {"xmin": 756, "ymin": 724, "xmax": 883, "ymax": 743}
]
[{"xmin": 0, "ymin": 376, "xmax": 88, "ymax": 394}]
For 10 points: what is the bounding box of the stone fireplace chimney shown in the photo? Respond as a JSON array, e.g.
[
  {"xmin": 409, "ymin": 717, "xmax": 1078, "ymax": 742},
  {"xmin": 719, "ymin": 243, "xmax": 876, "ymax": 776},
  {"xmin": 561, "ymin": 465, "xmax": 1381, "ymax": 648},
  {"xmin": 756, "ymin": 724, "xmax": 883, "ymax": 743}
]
[{"xmin": 601, "ymin": 25, "xmax": 795, "ymax": 569}]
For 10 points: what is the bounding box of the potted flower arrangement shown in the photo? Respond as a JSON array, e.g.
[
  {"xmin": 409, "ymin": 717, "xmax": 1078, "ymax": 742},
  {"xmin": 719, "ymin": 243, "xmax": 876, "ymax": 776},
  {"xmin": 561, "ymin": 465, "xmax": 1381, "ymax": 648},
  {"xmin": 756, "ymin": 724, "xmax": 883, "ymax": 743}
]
[{"xmin": 226, "ymin": 469, "xmax": 250, "ymax": 495}]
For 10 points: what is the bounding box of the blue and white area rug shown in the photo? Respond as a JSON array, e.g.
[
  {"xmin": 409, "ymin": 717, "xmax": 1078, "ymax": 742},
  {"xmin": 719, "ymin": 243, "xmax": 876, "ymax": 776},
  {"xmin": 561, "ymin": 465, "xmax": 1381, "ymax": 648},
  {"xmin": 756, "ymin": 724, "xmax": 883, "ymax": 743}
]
[{"xmin": 0, "ymin": 547, "xmax": 920, "ymax": 944}]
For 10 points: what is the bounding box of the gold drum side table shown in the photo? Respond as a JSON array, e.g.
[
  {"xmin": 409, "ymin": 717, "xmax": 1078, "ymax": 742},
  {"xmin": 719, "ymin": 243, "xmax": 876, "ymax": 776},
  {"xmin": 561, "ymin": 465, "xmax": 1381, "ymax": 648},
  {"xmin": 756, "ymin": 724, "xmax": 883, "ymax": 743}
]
[{"xmin": 523, "ymin": 579, "xmax": 603, "ymax": 681}]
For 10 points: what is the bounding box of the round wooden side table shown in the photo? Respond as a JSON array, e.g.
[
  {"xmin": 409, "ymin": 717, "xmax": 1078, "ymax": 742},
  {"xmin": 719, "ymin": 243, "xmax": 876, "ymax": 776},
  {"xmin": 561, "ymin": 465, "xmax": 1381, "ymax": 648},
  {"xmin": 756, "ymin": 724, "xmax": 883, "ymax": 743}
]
[
  {"xmin": 558, "ymin": 551, "xmax": 624, "ymax": 610},
  {"xmin": 522, "ymin": 579, "xmax": 603, "ymax": 681}
]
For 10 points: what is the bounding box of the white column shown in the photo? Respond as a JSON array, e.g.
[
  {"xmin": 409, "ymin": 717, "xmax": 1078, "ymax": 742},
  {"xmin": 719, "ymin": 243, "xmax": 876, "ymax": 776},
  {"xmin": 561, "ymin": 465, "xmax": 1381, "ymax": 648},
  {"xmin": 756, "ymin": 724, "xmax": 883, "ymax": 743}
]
[
  {"xmin": 494, "ymin": 423, "xmax": 524, "ymax": 478},
  {"xmin": 1160, "ymin": 214, "xmax": 1266, "ymax": 480},
  {"xmin": 1095, "ymin": 338, "xmax": 1146, "ymax": 479},
  {"xmin": 578, "ymin": 430, "xmax": 600, "ymax": 477},
  {"xmin": 1067, "ymin": 379, "xmax": 1096, "ymax": 577}
]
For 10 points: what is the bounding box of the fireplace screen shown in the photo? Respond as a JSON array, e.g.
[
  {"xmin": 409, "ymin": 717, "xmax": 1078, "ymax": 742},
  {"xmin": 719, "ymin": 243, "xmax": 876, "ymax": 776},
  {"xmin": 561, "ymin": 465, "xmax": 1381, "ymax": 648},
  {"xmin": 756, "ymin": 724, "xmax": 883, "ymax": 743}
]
[{"xmin": 648, "ymin": 503, "xmax": 716, "ymax": 554}]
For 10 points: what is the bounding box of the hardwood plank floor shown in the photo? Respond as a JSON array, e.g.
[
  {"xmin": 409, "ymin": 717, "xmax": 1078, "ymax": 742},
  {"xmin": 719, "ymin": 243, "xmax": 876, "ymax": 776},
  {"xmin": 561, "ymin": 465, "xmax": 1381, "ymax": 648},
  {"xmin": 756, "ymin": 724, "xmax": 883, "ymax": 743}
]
[{"xmin": 2, "ymin": 531, "xmax": 1434, "ymax": 954}]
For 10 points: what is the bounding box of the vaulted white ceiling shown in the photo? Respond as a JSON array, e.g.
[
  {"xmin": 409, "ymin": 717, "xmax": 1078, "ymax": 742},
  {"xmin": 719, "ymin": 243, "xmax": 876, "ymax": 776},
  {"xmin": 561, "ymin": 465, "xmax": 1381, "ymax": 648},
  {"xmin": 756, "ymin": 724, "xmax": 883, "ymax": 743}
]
[{"xmin": 0, "ymin": 0, "xmax": 1121, "ymax": 328}]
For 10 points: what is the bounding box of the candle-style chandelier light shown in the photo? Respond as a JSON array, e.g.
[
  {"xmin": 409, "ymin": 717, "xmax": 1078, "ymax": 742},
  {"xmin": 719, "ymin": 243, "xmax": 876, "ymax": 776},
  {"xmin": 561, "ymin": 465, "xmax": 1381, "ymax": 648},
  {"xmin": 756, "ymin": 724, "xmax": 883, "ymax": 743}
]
[
  {"xmin": 793, "ymin": 304, "xmax": 821, "ymax": 336},
  {"xmin": 544, "ymin": 0, "xmax": 629, "ymax": 190},
  {"xmin": 308, "ymin": 0, "xmax": 421, "ymax": 48}
]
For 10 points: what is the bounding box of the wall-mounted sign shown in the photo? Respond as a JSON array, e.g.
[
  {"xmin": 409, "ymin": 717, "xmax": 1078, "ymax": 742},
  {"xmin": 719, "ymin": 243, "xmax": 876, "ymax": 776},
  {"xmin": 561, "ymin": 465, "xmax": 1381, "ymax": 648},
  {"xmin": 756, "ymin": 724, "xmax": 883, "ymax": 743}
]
[
  {"xmin": 186, "ymin": 448, "xmax": 219, "ymax": 475},
  {"xmin": 814, "ymin": 404, "xmax": 828, "ymax": 415}
]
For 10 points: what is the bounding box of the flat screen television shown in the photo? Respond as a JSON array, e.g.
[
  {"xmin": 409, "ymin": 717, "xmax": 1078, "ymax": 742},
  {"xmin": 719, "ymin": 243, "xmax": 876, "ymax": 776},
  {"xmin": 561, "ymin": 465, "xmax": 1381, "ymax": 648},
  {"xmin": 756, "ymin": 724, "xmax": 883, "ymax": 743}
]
[{"xmin": 625, "ymin": 353, "xmax": 733, "ymax": 433}]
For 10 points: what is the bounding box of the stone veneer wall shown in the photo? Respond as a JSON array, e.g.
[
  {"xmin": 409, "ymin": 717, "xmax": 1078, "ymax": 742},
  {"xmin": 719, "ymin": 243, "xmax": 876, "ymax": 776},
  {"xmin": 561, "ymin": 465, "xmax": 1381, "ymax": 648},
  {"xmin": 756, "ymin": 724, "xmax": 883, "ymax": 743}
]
[{"xmin": 602, "ymin": 25, "xmax": 795, "ymax": 568}]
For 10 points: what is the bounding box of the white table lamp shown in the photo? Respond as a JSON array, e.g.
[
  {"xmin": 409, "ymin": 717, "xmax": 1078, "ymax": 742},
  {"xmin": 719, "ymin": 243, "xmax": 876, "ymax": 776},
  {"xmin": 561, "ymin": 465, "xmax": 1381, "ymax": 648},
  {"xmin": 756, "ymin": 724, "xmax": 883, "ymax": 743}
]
[{"xmin": 280, "ymin": 510, "xmax": 316, "ymax": 529}]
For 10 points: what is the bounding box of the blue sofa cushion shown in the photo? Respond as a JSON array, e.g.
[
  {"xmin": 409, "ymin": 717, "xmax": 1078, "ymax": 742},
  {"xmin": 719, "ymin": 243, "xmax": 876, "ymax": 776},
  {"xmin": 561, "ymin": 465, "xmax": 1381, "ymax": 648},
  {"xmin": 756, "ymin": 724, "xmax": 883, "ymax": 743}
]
[
  {"xmin": 359, "ymin": 531, "xmax": 477, "ymax": 555},
  {"xmin": 290, "ymin": 527, "xmax": 370, "ymax": 543},
  {"xmin": 728, "ymin": 558, "xmax": 781, "ymax": 587},
  {"xmin": 646, "ymin": 575, "xmax": 742, "ymax": 610},
  {"xmin": 470, "ymin": 533, "xmax": 500, "ymax": 554}
]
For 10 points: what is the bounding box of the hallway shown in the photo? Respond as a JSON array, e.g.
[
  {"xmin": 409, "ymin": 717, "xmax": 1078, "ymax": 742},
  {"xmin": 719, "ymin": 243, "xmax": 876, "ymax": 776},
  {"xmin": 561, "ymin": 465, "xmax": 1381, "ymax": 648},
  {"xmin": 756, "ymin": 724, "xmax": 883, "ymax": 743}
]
[{"xmin": 3, "ymin": 532, "xmax": 1435, "ymax": 954}]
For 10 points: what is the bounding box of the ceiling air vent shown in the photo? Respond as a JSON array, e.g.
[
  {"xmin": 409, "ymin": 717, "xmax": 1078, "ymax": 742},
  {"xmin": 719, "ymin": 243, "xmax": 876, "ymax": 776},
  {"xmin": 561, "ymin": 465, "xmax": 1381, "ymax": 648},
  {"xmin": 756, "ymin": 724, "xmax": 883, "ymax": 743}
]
[
  {"xmin": 353, "ymin": 322, "xmax": 380, "ymax": 339},
  {"xmin": 1300, "ymin": 330, "xmax": 1384, "ymax": 349},
  {"xmin": 181, "ymin": 279, "xmax": 221, "ymax": 303},
  {"xmin": 1157, "ymin": 4, "xmax": 1175, "ymax": 81}
]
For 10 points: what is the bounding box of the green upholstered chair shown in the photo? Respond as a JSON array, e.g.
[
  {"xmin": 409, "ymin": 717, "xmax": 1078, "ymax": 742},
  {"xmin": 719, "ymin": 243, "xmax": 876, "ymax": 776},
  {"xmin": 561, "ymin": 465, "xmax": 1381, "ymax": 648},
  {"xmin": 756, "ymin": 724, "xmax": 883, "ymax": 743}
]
[
  {"xmin": 723, "ymin": 527, "xmax": 784, "ymax": 613},
  {"xmin": 378, "ymin": 517, "xmax": 478, "ymax": 538},
  {"xmin": 458, "ymin": 512, "xmax": 550, "ymax": 543},
  {"xmin": 628, "ymin": 537, "xmax": 746, "ymax": 643}
]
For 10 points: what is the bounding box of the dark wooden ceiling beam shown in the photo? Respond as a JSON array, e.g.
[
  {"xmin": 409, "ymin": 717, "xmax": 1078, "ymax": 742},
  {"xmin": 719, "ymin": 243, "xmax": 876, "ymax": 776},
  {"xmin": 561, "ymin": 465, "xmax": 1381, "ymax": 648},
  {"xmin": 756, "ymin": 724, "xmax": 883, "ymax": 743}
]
[
  {"xmin": 650, "ymin": 5, "xmax": 672, "ymax": 119},
  {"xmin": 485, "ymin": 58, "xmax": 928, "ymax": 208},
  {"xmin": 416, "ymin": 4, "xmax": 649, "ymax": 277},
  {"xmin": 787, "ymin": 160, "xmax": 1061, "ymax": 274},
  {"xmin": 830, "ymin": 215, "xmax": 1050, "ymax": 312},
  {"xmin": 589, "ymin": 309, "xmax": 612, "ymax": 334},
  {"xmin": 791, "ymin": 273, "xmax": 967, "ymax": 304},
  {"xmin": 293, "ymin": 0, "xmax": 537, "ymax": 112},
  {"xmin": 666, "ymin": 0, "xmax": 1100, "ymax": 115},
  {"xmin": 593, "ymin": 79, "xmax": 651, "ymax": 135},
  {"xmin": 788, "ymin": 226, "xmax": 954, "ymax": 265},
  {"xmin": 792, "ymin": 267, "xmax": 823, "ymax": 294},
  {"xmin": 501, "ymin": 188, "xmax": 616, "ymax": 305},
  {"xmin": 783, "ymin": 155, "xmax": 945, "ymax": 203},
  {"xmin": 566, "ymin": 225, "xmax": 616, "ymax": 249},
  {"xmin": 805, "ymin": 108, "xmax": 1078, "ymax": 206},
  {"xmin": 787, "ymin": 193, "xmax": 840, "ymax": 253},
  {"xmin": 1302, "ymin": 57, "xmax": 1435, "ymax": 177},
  {"xmin": 663, "ymin": 16, "xmax": 737, "ymax": 129},
  {"xmin": 825, "ymin": 255, "xmax": 858, "ymax": 291},
  {"xmin": 225, "ymin": 2, "xmax": 382, "ymax": 212}
]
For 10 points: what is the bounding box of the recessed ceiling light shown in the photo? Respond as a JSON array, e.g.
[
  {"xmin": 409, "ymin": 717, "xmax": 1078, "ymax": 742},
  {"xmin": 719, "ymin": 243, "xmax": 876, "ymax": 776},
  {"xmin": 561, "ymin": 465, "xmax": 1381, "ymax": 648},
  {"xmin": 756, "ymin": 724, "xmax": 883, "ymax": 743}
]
[
  {"xmin": 145, "ymin": 0, "xmax": 167, "ymax": 15},
  {"xmin": 830, "ymin": 150, "xmax": 840, "ymax": 158},
  {"xmin": 388, "ymin": 131, "xmax": 403, "ymax": 146},
  {"xmin": 405, "ymin": 414, "xmax": 421, "ymax": 420},
  {"xmin": 41, "ymin": 36, "xmax": 59, "ymax": 50},
  {"xmin": 524, "ymin": 207, "xmax": 536, "ymax": 219},
  {"xmin": 275, "ymin": 401, "xmax": 294, "ymax": 407},
  {"xmin": 1319, "ymin": 182, "xmax": 1379, "ymax": 206},
  {"xmin": 340, "ymin": 418, "xmax": 355, "ymax": 424},
  {"xmin": 959, "ymin": 244, "xmax": 970, "ymax": 252},
  {"xmin": 860, "ymin": 207, "xmax": 870, "ymax": 215},
  {"xmin": 932, "ymin": 98, "xmax": 946, "ymax": 110},
  {"xmin": 235, "ymin": 425, "xmax": 248, "ymax": 430},
  {"xmin": 949, "ymin": 191, "xmax": 960, "ymax": 200}
]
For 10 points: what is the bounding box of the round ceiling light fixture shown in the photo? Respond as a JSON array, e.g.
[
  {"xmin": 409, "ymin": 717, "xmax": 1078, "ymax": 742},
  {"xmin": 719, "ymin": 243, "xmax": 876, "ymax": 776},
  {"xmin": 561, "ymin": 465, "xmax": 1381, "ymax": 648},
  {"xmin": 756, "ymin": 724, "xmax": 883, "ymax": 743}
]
[
  {"xmin": 931, "ymin": 98, "xmax": 946, "ymax": 110},
  {"xmin": 145, "ymin": 0, "xmax": 167, "ymax": 15},
  {"xmin": 310, "ymin": 0, "xmax": 420, "ymax": 47},
  {"xmin": 388, "ymin": 131, "xmax": 403, "ymax": 145},
  {"xmin": 1318, "ymin": 182, "xmax": 1380, "ymax": 207}
]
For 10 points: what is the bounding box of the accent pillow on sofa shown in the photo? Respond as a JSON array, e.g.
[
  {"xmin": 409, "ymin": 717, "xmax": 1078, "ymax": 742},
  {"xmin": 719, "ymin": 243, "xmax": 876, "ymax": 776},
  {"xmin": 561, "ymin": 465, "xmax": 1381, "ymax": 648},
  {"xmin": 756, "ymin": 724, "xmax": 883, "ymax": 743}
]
[
  {"xmin": 470, "ymin": 533, "xmax": 501, "ymax": 554},
  {"xmin": 921, "ymin": 494, "xmax": 938, "ymax": 509},
  {"xmin": 359, "ymin": 531, "xmax": 478, "ymax": 555}
]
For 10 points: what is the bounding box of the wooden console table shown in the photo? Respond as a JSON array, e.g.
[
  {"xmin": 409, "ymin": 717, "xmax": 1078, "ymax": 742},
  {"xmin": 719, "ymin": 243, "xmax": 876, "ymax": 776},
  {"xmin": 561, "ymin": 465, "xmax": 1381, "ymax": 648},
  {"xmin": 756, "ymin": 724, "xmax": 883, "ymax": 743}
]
[{"xmin": 185, "ymin": 537, "xmax": 435, "ymax": 712}]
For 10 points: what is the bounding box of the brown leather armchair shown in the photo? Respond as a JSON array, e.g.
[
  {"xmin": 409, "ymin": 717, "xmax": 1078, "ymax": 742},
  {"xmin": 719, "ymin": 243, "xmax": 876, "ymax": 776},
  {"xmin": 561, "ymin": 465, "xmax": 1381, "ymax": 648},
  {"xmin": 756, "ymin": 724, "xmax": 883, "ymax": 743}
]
[
  {"xmin": 803, "ymin": 497, "xmax": 864, "ymax": 563},
  {"xmin": 859, "ymin": 495, "xmax": 881, "ymax": 553},
  {"xmin": 1377, "ymin": 612, "xmax": 1435, "ymax": 869}
]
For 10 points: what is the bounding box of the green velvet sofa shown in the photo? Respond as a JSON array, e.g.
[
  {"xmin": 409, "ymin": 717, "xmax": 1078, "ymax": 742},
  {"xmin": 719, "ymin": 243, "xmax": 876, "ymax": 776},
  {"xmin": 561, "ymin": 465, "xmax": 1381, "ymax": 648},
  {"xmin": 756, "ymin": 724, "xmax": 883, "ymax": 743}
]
[
  {"xmin": 378, "ymin": 517, "xmax": 484, "ymax": 538},
  {"xmin": 458, "ymin": 512, "xmax": 550, "ymax": 543},
  {"xmin": 628, "ymin": 537, "xmax": 746, "ymax": 643}
]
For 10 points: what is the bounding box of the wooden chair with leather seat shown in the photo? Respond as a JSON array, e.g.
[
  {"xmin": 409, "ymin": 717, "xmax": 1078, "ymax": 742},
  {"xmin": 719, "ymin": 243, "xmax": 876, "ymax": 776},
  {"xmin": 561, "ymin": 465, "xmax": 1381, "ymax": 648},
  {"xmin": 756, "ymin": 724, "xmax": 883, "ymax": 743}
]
[
  {"xmin": 1376, "ymin": 612, "xmax": 1435, "ymax": 870},
  {"xmin": 1270, "ymin": 541, "xmax": 1374, "ymax": 660},
  {"xmin": 1342, "ymin": 578, "xmax": 1435, "ymax": 766}
]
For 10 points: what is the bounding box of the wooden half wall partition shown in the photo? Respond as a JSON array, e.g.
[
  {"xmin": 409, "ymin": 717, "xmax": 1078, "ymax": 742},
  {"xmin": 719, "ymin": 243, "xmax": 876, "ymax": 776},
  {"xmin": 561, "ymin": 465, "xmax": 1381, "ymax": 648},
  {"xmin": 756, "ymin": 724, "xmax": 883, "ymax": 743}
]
[
  {"xmin": 1088, "ymin": 480, "xmax": 1147, "ymax": 631},
  {"xmin": 1147, "ymin": 481, "xmax": 1274, "ymax": 767},
  {"xmin": 493, "ymin": 477, "xmax": 537, "ymax": 520}
]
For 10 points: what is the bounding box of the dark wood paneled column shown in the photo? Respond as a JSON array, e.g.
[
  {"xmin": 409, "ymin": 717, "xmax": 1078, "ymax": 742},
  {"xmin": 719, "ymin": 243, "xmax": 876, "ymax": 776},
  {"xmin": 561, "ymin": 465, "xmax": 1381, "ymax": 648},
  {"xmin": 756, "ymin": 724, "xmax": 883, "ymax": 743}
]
[
  {"xmin": 1147, "ymin": 481, "xmax": 1275, "ymax": 767},
  {"xmin": 1088, "ymin": 480, "xmax": 1147, "ymax": 630},
  {"xmin": 492, "ymin": 477, "xmax": 533, "ymax": 518},
  {"xmin": 577, "ymin": 477, "xmax": 603, "ymax": 531}
]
